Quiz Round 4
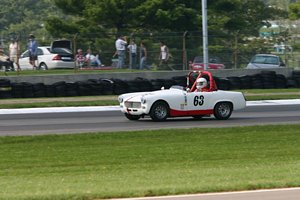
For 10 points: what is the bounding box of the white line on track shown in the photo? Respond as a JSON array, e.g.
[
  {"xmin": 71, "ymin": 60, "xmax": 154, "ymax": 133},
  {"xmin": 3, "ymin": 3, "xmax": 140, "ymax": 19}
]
[
  {"xmin": 109, "ymin": 187, "xmax": 300, "ymax": 200},
  {"xmin": 0, "ymin": 99, "xmax": 299, "ymax": 115}
]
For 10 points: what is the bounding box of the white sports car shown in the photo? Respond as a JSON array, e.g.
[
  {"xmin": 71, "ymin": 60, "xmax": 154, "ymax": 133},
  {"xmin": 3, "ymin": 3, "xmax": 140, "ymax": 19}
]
[{"xmin": 118, "ymin": 71, "xmax": 246, "ymax": 121}]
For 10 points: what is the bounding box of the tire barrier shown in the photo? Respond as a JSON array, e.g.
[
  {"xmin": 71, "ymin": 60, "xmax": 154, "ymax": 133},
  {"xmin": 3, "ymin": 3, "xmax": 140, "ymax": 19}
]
[
  {"xmin": 0, "ymin": 79, "xmax": 12, "ymax": 99},
  {"xmin": 292, "ymin": 70, "xmax": 300, "ymax": 87},
  {"xmin": 1, "ymin": 70, "xmax": 300, "ymax": 99}
]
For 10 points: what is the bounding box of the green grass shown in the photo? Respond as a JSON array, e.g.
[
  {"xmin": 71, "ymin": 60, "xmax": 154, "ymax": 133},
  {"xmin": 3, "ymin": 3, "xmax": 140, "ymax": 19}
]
[
  {"xmin": 240, "ymin": 88, "xmax": 300, "ymax": 101},
  {"xmin": 245, "ymin": 94, "xmax": 300, "ymax": 101},
  {"xmin": 1, "ymin": 124, "xmax": 300, "ymax": 200},
  {"xmin": 238, "ymin": 88, "xmax": 300, "ymax": 94},
  {"xmin": 0, "ymin": 100, "xmax": 119, "ymax": 109}
]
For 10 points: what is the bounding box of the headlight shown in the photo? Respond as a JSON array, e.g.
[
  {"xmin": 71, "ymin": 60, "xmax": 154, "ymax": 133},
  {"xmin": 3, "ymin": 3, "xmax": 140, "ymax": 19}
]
[
  {"xmin": 141, "ymin": 96, "xmax": 146, "ymax": 104},
  {"xmin": 118, "ymin": 97, "xmax": 123, "ymax": 103}
]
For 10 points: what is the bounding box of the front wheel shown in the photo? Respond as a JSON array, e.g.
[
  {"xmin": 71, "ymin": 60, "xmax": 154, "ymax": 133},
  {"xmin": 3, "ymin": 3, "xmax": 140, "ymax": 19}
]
[
  {"xmin": 214, "ymin": 102, "xmax": 233, "ymax": 120},
  {"xmin": 150, "ymin": 101, "xmax": 169, "ymax": 121},
  {"xmin": 124, "ymin": 113, "xmax": 141, "ymax": 120}
]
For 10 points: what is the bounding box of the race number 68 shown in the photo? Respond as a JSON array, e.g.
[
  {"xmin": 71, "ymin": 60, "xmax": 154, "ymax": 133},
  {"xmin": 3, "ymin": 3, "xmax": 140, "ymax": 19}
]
[{"xmin": 194, "ymin": 95, "xmax": 204, "ymax": 106}]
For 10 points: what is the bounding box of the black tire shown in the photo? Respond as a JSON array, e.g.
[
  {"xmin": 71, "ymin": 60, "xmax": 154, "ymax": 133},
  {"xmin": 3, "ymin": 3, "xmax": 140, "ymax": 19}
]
[
  {"xmin": 214, "ymin": 102, "xmax": 233, "ymax": 120},
  {"xmin": 150, "ymin": 101, "xmax": 169, "ymax": 121},
  {"xmin": 39, "ymin": 63, "xmax": 48, "ymax": 70},
  {"xmin": 125, "ymin": 113, "xmax": 141, "ymax": 120}
]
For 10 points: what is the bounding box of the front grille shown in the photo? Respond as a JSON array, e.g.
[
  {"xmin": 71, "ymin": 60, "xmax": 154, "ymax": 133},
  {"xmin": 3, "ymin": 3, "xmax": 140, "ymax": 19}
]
[{"xmin": 125, "ymin": 102, "xmax": 141, "ymax": 108}]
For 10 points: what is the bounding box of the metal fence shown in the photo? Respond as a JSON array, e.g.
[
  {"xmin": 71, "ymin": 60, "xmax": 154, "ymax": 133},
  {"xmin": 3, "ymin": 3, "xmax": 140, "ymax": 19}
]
[{"xmin": 1, "ymin": 31, "xmax": 300, "ymax": 70}]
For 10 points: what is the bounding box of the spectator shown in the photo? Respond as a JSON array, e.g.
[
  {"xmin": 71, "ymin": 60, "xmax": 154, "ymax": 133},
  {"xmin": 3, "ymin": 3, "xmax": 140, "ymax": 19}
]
[
  {"xmin": 85, "ymin": 48, "xmax": 102, "ymax": 67},
  {"xmin": 95, "ymin": 49, "xmax": 104, "ymax": 67},
  {"xmin": 27, "ymin": 34, "xmax": 38, "ymax": 70},
  {"xmin": 75, "ymin": 49, "xmax": 86, "ymax": 69},
  {"xmin": 127, "ymin": 39, "xmax": 137, "ymax": 69},
  {"xmin": 115, "ymin": 35, "xmax": 127, "ymax": 69},
  {"xmin": 139, "ymin": 42, "xmax": 150, "ymax": 70},
  {"xmin": 0, "ymin": 47, "xmax": 14, "ymax": 72},
  {"xmin": 9, "ymin": 38, "xmax": 20, "ymax": 72},
  {"xmin": 158, "ymin": 41, "xmax": 174, "ymax": 70}
]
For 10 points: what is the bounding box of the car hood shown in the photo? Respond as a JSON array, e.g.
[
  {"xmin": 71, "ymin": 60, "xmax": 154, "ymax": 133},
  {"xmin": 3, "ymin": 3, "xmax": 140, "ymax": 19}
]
[
  {"xmin": 246, "ymin": 63, "xmax": 280, "ymax": 69},
  {"xmin": 120, "ymin": 88, "xmax": 183, "ymax": 102}
]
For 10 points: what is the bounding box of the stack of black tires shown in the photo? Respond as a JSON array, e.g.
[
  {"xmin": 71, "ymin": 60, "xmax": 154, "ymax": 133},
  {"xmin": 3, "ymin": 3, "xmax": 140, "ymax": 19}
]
[{"xmin": 0, "ymin": 70, "xmax": 299, "ymax": 99}]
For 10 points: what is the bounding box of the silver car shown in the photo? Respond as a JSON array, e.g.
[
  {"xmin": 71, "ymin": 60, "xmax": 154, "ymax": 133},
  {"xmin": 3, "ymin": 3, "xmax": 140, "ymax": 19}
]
[{"xmin": 246, "ymin": 54, "xmax": 285, "ymax": 69}]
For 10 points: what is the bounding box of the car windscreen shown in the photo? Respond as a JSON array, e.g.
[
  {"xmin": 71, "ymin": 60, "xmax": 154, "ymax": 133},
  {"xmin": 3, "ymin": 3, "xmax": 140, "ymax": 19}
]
[
  {"xmin": 251, "ymin": 56, "xmax": 279, "ymax": 64},
  {"xmin": 193, "ymin": 56, "xmax": 203, "ymax": 63},
  {"xmin": 50, "ymin": 48, "xmax": 73, "ymax": 55},
  {"xmin": 194, "ymin": 56, "xmax": 220, "ymax": 63}
]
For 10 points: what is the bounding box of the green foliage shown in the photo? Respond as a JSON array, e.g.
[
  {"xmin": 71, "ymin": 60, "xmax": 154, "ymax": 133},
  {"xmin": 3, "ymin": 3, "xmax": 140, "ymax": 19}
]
[
  {"xmin": 289, "ymin": 1, "xmax": 300, "ymax": 20},
  {"xmin": 0, "ymin": 0, "xmax": 291, "ymax": 67},
  {"xmin": 45, "ymin": 16, "xmax": 78, "ymax": 38}
]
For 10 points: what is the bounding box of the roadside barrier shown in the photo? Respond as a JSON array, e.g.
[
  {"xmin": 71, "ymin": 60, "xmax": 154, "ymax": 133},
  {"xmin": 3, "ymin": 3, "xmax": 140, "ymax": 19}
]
[{"xmin": 0, "ymin": 70, "xmax": 299, "ymax": 99}]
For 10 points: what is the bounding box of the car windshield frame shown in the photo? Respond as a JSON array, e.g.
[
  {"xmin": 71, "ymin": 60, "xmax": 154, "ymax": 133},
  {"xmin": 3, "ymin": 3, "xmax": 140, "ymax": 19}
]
[
  {"xmin": 251, "ymin": 55, "xmax": 280, "ymax": 65},
  {"xmin": 193, "ymin": 56, "xmax": 221, "ymax": 64}
]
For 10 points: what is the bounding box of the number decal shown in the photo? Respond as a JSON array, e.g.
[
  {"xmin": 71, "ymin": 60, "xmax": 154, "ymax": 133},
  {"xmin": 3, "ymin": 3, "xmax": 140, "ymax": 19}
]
[{"xmin": 193, "ymin": 95, "xmax": 204, "ymax": 106}]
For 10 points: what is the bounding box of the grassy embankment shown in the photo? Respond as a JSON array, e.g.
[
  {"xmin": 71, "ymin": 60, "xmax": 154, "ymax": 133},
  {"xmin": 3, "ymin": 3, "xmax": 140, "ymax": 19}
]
[{"xmin": 0, "ymin": 125, "xmax": 300, "ymax": 199}]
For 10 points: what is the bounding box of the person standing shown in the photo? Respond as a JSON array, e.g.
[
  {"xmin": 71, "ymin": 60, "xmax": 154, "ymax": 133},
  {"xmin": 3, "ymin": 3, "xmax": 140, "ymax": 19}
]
[
  {"xmin": 127, "ymin": 39, "xmax": 137, "ymax": 69},
  {"xmin": 139, "ymin": 42, "xmax": 149, "ymax": 70},
  {"xmin": 9, "ymin": 38, "xmax": 20, "ymax": 72},
  {"xmin": 115, "ymin": 35, "xmax": 127, "ymax": 69},
  {"xmin": 158, "ymin": 41, "xmax": 173, "ymax": 70},
  {"xmin": 27, "ymin": 34, "xmax": 38, "ymax": 70}
]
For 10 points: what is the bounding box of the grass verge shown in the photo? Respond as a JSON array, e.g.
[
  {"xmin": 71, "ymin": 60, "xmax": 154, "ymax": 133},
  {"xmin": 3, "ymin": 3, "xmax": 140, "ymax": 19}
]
[{"xmin": 0, "ymin": 124, "xmax": 300, "ymax": 200}]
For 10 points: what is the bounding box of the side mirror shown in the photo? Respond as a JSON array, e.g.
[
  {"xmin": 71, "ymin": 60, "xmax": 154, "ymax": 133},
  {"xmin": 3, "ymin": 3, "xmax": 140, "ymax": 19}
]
[{"xmin": 280, "ymin": 62, "xmax": 285, "ymax": 67}]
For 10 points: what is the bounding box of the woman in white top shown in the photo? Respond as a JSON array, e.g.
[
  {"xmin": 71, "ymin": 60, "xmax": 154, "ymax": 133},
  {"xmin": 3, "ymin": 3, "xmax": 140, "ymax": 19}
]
[
  {"xmin": 9, "ymin": 39, "xmax": 20, "ymax": 71},
  {"xmin": 158, "ymin": 41, "xmax": 174, "ymax": 70}
]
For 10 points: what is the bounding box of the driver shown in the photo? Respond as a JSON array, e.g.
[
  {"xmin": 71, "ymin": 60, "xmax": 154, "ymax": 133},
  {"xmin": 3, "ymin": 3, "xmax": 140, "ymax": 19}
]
[{"xmin": 195, "ymin": 77, "xmax": 209, "ymax": 92}]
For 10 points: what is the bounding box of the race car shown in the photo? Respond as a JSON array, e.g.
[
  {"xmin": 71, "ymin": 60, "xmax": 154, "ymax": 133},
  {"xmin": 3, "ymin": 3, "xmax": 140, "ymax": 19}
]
[{"xmin": 118, "ymin": 71, "xmax": 246, "ymax": 121}]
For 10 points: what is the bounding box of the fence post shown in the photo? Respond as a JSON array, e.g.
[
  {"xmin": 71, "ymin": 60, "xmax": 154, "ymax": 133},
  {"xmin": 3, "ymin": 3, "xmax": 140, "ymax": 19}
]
[{"xmin": 183, "ymin": 31, "xmax": 188, "ymax": 70}]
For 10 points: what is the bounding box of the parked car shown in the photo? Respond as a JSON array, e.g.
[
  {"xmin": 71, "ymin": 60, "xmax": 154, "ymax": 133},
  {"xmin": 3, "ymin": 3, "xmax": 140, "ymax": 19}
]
[
  {"xmin": 19, "ymin": 40, "xmax": 75, "ymax": 70},
  {"xmin": 189, "ymin": 56, "xmax": 225, "ymax": 70},
  {"xmin": 246, "ymin": 54, "xmax": 285, "ymax": 69},
  {"xmin": 118, "ymin": 70, "xmax": 246, "ymax": 121}
]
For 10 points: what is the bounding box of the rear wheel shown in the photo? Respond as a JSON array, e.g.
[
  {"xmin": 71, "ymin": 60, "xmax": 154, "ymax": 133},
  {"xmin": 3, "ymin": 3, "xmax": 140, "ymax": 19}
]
[
  {"xmin": 124, "ymin": 113, "xmax": 141, "ymax": 120},
  {"xmin": 39, "ymin": 63, "xmax": 48, "ymax": 70},
  {"xmin": 214, "ymin": 102, "xmax": 233, "ymax": 120},
  {"xmin": 150, "ymin": 101, "xmax": 169, "ymax": 121}
]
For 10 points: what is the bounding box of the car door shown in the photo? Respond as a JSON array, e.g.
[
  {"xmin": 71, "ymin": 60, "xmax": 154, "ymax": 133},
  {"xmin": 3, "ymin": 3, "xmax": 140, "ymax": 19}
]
[{"xmin": 186, "ymin": 91, "xmax": 215, "ymax": 111}]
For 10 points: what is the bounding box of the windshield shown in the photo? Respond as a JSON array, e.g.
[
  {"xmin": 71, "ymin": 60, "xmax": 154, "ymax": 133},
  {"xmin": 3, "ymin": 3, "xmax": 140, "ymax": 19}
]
[
  {"xmin": 193, "ymin": 56, "xmax": 220, "ymax": 63},
  {"xmin": 251, "ymin": 55, "xmax": 279, "ymax": 65}
]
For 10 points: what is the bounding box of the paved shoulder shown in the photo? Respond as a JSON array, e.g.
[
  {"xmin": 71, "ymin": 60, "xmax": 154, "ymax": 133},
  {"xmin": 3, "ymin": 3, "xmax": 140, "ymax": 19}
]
[{"xmin": 110, "ymin": 188, "xmax": 300, "ymax": 200}]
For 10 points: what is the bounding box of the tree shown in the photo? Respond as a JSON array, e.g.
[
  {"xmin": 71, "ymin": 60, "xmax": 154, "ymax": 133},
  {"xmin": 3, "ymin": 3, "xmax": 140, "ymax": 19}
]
[
  {"xmin": 0, "ymin": 0, "xmax": 67, "ymax": 49},
  {"xmin": 48, "ymin": 0, "xmax": 201, "ymax": 34},
  {"xmin": 289, "ymin": 1, "xmax": 300, "ymax": 20}
]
